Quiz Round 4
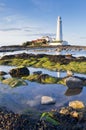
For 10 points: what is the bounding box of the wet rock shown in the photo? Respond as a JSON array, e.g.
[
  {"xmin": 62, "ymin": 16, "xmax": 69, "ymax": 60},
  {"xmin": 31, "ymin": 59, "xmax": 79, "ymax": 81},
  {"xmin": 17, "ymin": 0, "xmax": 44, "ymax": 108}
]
[
  {"xmin": 38, "ymin": 74, "xmax": 49, "ymax": 82},
  {"xmin": 69, "ymin": 100, "xmax": 85, "ymax": 109},
  {"xmin": 60, "ymin": 107, "xmax": 70, "ymax": 115},
  {"xmin": 41, "ymin": 96, "xmax": 56, "ymax": 105},
  {"xmin": 9, "ymin": 66, "xmax": 30, "ymax": 77},
  {"xmin": 2, "ymin": 78, "xmax": 27, "ymax": 87},
  {"xmin": 0, "ymin": 107, "xmax": 37, "ymax": 130},
  {"xmin": 0, "ymin": 71, "xmax": 7, "ymax": 76},
  {"xmin": 33, "ymin": 71, "xmax": 42, "ymax": 75},
  {"xmin": 66, "ymin": 76, "xmax": 83, "ymax": 88},
  {"xmin": 70, "ymin": 111, "xmax": 79, "ymax": 118}
]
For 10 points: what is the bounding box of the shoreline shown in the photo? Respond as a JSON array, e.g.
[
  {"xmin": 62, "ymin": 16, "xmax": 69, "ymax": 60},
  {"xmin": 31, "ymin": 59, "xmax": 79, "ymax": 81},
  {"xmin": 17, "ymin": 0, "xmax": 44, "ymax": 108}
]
[{"xmin": 0, "ymin": 45, "xmax": 86, "ymax": 52}]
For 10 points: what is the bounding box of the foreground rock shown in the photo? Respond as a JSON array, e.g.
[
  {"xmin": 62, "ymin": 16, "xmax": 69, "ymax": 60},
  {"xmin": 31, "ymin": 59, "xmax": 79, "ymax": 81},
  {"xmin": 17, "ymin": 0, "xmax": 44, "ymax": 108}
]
[
  {"xmin": 0, "ymin": 107, "xmax": 37, "ymax": 130},
  {"xmin": 69, "ymin": 100, "xmax": 85, "ymax": 109},
  {"xmin": 0, "ymin": 100, "xmax": 86, "ymax": 130},
  {"xmin": 9, "ymin": 66, "xmax": 30, "ymax": 77},
  {"xmin": 41, "ymin": 96, "xmax": 56, "ymax": 105},
  {"xmin": 66, "ymin": 76, "xmax": 83, "ymax": 88}
]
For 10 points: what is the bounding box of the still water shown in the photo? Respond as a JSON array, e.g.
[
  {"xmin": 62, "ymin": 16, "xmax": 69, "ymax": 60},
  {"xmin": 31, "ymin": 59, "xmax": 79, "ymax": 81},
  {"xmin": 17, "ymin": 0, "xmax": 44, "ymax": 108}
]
[
  {"xmin": 0, "ymin": 65, "xmax": 86, "ymax": 113},
  {"xmin": 0, "ymin": 48, "xmax": 86, "ymax": 57}
]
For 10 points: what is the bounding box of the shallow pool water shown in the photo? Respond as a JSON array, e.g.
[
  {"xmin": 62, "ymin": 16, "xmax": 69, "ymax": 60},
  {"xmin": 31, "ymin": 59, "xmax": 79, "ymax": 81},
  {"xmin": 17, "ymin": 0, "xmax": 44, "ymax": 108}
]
[{"xmin": 0, "ymin": 65, "xmax": 86, "ymax": 113}]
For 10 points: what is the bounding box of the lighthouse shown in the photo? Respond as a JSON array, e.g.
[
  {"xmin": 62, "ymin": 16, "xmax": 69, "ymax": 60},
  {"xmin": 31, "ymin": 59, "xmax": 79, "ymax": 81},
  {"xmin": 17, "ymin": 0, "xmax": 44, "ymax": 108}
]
[
  {"xmin": 56, "ymin": 16, "xmax": 63, "ymax": 41},
  {"xmin": 49, "ymin": 16, "xmax": 68, "ymax": 45}
]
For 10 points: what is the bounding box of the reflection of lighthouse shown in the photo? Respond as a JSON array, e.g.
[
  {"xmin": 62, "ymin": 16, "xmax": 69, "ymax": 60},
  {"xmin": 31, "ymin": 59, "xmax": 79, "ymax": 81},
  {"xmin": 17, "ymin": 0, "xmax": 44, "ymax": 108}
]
[
  {"xmin": 57, "ymin": 71, "xmax": 60, "ymax": 78},
  {"xmin": 56, "ymin": 16, "xmax": 63, "ymax": 41}
]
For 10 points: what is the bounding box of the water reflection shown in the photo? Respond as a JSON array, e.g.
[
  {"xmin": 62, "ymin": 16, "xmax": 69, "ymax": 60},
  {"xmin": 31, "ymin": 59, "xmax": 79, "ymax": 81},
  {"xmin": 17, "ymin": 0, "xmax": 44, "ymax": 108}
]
[
  {"xmin": 0, "ymin": 48, "xmax": 86, "ymax": 57},
  {"xmin": 65, "ymin": 88, "xmax": 82, "ymax": 96},
  {"xmin": 57, "ymin": 71, "xmax": 61, "ymax": 78}
]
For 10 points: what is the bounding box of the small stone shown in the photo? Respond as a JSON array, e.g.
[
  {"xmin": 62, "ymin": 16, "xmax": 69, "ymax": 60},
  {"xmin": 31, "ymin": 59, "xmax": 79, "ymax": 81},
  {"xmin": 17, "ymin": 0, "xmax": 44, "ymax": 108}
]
[
  {"xmin": 59, "ymin": 107, "xmax": 69, "ymax": 115},
  {"xmin": 70, "ymin": 111, "xmax": 79, "ymax": 118},
  {"xmin": 69, "ymin": 101, "xmax": 85, "ymax": 109},
  {"xmin": 41, "ymin": 96, "xmax": 56, "ymax": 105},
  {"xmin": 67, "ymin": 70, "xmax": 74, "ymax": 76}
]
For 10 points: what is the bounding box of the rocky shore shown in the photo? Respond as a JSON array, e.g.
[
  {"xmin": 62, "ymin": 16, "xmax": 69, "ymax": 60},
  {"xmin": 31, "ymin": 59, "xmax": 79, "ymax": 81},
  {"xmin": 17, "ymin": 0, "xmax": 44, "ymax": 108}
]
[
  {"xmin": 0, "ymin": 45, "xmax": 86, "ymax": 52},
  {"xmin": 0, "ymin": 100, "xmax": 86, "ymax": 130},
  {"xmin": 0, "ymin": 53, "xmax": 86, "ymax": 74}
]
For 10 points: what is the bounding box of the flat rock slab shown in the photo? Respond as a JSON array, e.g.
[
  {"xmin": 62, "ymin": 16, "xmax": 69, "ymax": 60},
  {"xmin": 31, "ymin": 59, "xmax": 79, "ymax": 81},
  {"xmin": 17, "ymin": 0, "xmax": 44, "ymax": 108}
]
[{"xmin": 41, "ymin": 96, "xmax": 56, "ymax": 105}]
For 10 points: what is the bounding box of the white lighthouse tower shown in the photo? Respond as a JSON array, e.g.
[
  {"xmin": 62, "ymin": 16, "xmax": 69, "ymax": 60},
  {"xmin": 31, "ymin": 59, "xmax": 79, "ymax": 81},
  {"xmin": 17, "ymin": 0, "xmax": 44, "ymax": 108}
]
[
  {"xmin": 56, "ymin": 16, "xmax": 63, "ymax": 41},
  {"xmin": 49, "ymin": 16, "xmax": 68, "ymax": 45}
]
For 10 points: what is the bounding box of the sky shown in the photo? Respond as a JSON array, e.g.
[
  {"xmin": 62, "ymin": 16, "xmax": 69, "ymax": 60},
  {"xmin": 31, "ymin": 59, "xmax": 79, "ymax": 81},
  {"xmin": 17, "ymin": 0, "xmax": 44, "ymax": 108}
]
[{"xmin": 0, "ymin": 0, "xmax": 86, "ymax": 46}]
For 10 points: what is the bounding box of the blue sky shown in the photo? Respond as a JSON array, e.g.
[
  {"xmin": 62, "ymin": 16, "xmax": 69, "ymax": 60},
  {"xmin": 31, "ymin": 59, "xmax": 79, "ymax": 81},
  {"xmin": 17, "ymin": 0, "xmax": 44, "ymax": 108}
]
[{"xmin": 0, "ymin": 0, "xmax": 86, "ymax": 46}]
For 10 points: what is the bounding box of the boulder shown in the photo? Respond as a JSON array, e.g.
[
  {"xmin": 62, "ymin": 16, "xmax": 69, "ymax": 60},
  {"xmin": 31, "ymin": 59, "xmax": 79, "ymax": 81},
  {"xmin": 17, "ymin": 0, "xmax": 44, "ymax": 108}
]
[
  {"xmin": 66, "ymin": 76, "xmax": 83, "ymax": 88},
  {"xmin": 69, "ymin": 100, "xmax": 85, "ymax": 109},
  {"xmin": 9, "ymin": 66, "xmax": 29, "ymax": 77},
  {"xmin": 0, "ymin": 71, "xmax": 7, "ymax": 76},
  {"xmin": 41, "ymin": 96, "xmax": 56, "ymax": 105}
]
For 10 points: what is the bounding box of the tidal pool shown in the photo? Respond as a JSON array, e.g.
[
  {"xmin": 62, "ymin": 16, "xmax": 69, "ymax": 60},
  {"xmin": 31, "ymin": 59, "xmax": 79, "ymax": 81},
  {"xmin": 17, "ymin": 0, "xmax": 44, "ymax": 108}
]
[
  {"xmin": 0, "ymin": 65, "xmax": 86, "ymax": 113},
  {"xmin": 0, "ymin": 81, "xmax": 86, "ymax": 114}
]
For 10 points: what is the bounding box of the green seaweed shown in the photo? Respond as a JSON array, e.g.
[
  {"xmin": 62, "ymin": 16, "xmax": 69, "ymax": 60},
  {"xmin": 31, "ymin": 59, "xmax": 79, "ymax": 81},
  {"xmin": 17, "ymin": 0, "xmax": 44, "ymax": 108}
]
[
  {"xmin": 2, "ymin": 78, "xmax": 27, "ymax": 87},
  {"xmin": 40, "ymin": 112, "xmax": 60, "ymax": 125}
]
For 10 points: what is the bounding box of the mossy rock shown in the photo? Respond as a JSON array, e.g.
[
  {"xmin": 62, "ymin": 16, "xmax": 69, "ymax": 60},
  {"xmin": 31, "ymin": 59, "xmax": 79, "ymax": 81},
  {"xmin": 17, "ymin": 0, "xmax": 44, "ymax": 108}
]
[
  {"xmin": 0, "ymin": 54, "xmax": 86, "ymax": 74},
  {"xmin": 2, "ymin": 78, "xmax": 27, "ymax": 87},
  {"xmin": 40, "ymin": 75, "xmax": 58, "ymax": 84},
  {"xmin": 22, "ymin": 74, "xmax": 39, "ymax": 82},
  {"xmin": 23, "ymin": 73, "xmax": 61, "ymax": 84}
]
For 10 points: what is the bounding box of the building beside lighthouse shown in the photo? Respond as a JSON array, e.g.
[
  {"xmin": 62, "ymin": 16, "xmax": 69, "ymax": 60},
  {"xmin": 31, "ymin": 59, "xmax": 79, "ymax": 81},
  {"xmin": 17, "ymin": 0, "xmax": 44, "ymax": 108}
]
[{"xmin": 49, "ymin": 16, "xmax": 68, "ymax": 45}]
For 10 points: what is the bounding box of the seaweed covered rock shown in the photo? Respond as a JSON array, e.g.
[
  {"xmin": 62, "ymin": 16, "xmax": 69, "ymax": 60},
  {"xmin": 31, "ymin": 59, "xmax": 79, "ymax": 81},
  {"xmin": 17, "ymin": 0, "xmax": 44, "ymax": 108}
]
[
  {"xmin": 2, "ymin": 78, "xmax": 27, "ymax": 87},
  {"xmin": 9, "ymin": 66, "xmax": 30, "ymax": 77},
  {"xmin": 38, "ymin": 74, "xmax": 58, "ymax": 84}
]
